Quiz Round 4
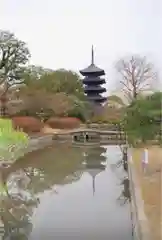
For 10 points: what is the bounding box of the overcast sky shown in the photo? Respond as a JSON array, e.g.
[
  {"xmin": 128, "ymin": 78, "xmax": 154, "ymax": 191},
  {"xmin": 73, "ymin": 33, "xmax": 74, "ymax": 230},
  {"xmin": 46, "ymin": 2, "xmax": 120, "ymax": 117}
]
[{"xmin": 1, "ymin": 0, "xmax": 162, "ymax": 92}]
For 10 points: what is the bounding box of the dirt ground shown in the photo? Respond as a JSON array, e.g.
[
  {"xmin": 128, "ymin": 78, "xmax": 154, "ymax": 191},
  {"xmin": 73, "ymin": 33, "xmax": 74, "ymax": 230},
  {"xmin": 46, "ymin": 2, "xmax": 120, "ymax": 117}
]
[{"xmin": 132, "ymin": 146, "xmax": 162, "ymax": 240}]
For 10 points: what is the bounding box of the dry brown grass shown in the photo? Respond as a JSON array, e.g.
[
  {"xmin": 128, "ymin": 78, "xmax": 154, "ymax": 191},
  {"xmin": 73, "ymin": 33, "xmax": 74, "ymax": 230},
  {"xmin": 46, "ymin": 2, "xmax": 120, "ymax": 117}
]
[{"xmin": 132, "ymin": 146, "xmax": 162, "ymax": 240}]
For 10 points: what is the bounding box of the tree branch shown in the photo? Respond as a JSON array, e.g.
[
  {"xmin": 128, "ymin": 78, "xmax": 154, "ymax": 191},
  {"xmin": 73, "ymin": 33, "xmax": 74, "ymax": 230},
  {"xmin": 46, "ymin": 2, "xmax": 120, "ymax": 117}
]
[{"xmin": 120, "ymin": 80, "xmax": 132, "ymax": 92}]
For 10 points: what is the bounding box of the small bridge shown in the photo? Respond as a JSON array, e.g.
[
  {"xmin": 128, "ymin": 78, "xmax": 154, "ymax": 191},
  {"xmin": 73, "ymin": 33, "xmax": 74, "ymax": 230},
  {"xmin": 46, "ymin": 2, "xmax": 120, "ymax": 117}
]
[
  {"xmin": 55, "ymin": 128, "xmax": 125, "ymax": 135},
  {"xmin": 53, "ymin": 128, "xmax": 126, "ymax": 144}
]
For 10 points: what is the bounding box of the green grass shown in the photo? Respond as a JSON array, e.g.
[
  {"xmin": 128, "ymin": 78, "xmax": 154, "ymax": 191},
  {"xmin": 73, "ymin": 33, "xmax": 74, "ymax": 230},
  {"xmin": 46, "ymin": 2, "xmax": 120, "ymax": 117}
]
[{"xmin": 0, "ymin": 119, "xmax": 29, "ymax": 162}]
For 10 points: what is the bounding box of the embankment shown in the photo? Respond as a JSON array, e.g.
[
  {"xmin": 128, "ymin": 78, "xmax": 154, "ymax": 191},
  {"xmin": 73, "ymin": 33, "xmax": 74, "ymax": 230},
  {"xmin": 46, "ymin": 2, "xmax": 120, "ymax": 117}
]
[{"xmin": 128, "ymin": 151, "xmax": 150, "ymax": 240}]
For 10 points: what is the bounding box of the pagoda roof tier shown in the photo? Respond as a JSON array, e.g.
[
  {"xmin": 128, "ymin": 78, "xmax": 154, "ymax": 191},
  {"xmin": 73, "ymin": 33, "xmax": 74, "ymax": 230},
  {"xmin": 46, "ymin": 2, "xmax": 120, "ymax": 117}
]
[
  {"xmin": 88, "ymin": 146, "xmax": 107, "ymax": 153},
  {"xmin": 85, "ymin": 155, "xmax": 107, "ymax": 162},
  {"xmin": 83, "ymin": 77, "xmax": 106, "ymax": 85},
  {"xmin": 80, "ymin": 64, "xmax": 105, "ymax": 76},
  {"xmin": 80, "ymin": 46, "xmax": 105, "ymax": 77},
  {"xmin": 87, "ymin": 95, "xmax": 107, "ymax": 102},
  {"xmin": 84, "ymin": 86, "xmax": 106, "ymax": 93},
  {"xmin": 86, "ymin": 165, "xmax": 106, "ymax": 171}
]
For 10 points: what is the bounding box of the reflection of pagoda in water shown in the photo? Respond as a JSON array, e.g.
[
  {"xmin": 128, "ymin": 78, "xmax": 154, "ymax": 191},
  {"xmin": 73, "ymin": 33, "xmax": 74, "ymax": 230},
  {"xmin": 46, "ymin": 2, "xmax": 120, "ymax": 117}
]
[{"xmin": 83, "ymin": 147, "xmax": 107, "ymax": 195}]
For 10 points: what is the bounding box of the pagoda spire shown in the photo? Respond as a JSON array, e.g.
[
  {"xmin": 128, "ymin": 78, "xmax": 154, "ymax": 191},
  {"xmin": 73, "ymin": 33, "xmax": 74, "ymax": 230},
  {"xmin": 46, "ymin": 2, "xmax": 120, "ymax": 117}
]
[
  {"xmin": 91, "ymin": 45, "xmax": 94, "ymax": 65},
  {"xmin": 92, "ymin": 175, "xmax": 96, "ymax": 196}
]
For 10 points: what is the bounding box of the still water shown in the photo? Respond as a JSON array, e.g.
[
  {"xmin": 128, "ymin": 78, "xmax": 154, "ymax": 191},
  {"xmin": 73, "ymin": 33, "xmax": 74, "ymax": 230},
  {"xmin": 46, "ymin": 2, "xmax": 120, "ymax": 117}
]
[{"xmin": 1, "ymin": 143, "xmax": 132, "ymax": 240}]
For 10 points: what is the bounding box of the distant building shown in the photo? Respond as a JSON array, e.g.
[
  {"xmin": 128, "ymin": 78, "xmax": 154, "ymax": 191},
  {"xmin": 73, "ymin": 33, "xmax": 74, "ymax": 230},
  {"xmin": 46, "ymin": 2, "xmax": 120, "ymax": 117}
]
[{"xmin": 80, "ymin": 46, "xmax": 107, "ymax": 106}]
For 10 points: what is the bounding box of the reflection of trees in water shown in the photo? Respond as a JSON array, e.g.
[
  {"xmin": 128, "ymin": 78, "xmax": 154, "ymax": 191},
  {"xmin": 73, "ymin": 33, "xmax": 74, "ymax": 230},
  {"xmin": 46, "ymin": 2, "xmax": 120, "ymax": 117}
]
[
  {"xmin": 0, "ymin": 144, "xmax": 85, "ymax": 238},
  {"xmin": 110, "ymin": 146, "xmax": 128, "ymax": 172},
  {"xmin": 3, "ymin": 145, "xmax": 84, "ymax": 195},
  {"xmin": 60, "ymin": 170, "xmax": 83, "ymax": 185},
  {"xmin": 117, "ymin": 177, "xmax": 131, "ymax": 205},
  {"xmin": 1, "ymin": 169, "xmax": 39, "ymax": 239},
  {"xmin": 108, "ymin": 146, "xmax": 130, "ymax": 205},
  {"xmin": 116, "ymin": 147, "xmax": 130, "ymax": 205}
]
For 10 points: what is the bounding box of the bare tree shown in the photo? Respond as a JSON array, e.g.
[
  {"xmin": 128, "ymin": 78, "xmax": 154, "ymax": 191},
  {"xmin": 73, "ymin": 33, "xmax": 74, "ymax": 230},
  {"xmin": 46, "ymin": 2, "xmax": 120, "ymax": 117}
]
[{"xmin": 115, "ymin": 55, "xmax": 158, "ymax": 102}]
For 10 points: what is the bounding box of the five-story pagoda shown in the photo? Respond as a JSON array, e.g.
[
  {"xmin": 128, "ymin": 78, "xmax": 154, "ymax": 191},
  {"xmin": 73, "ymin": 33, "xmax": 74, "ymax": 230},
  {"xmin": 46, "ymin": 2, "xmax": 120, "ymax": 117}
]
[{"xmin": 80, "ymin": 46, "xmax": 107, "ymax": 105}]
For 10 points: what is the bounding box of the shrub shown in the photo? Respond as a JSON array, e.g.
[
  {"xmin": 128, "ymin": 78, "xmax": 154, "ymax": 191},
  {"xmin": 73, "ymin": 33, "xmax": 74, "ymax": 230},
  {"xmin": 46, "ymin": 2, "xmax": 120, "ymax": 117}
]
[
  {"xmin": 66, "ymin": 109, "xmax": 86, "ymax": 122},
  {"xmin": 13, "ymin": 108, "xmax": 55, "ymax": 122},
  {"xmin": 12, "ymin": 116, "xmax": 44, "ymax": 133},
  {"xmin": 12, "ymin": 109, "xmax": 38, "ymax": 118},
  {"xmin": 90, "ymin": 115, "xmax": 110, "ymax": 124},
  {"xmin": 46, "ymin": 117, "xmax": 81, "ymax": 129},
  {"xmin": 90, "ymin": 107, "xmax": 125, "ymax": 124},
  {"xmin": 124, "ymin": 92, "xmax": 162, "ymax": 143},
  {"xmin": 16, "ymin": 88, "xmax": 89, "ymax": 121}
]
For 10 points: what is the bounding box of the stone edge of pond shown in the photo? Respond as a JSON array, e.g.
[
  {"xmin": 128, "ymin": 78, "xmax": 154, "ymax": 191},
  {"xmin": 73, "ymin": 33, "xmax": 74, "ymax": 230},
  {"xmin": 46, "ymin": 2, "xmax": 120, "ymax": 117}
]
[
  {"xmin": 25, "ymin": 134, "xmax": 54, "ymax": 153},
  {"xmin": 128, "ymin": 152, "xmax": 151, "ymax": 240}
]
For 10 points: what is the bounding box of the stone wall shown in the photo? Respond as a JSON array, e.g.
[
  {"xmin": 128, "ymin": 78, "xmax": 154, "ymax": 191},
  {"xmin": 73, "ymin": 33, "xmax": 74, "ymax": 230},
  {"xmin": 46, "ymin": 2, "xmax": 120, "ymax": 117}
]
[
  {"xmin": 80, "ymin": 123, "xmax": 121, "ymax": 131},
  {"xmin": 24, "ymin": 135, "xmax": 54, "ymax": 153}
]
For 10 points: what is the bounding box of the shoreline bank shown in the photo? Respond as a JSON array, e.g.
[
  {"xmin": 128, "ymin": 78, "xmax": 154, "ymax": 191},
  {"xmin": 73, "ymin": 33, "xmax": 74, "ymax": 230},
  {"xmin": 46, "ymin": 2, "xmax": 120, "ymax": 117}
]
[
  {"xmin": 128, "ymin": 151, "xmax": 150, "ymax": 240},
  {"xmin": 130, "ymin": 146, "xmax": 162, "ymax": 240}
]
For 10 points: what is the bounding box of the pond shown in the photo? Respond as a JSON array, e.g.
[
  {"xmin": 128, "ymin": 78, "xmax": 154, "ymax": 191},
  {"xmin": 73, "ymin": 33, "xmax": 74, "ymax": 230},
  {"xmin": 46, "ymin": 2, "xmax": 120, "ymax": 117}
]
[{"xmin": 0, "ymin": 143, "xmax": 132, "ymax": 240}]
